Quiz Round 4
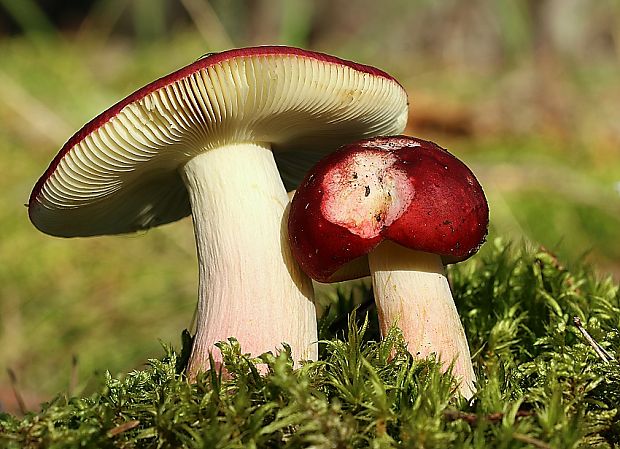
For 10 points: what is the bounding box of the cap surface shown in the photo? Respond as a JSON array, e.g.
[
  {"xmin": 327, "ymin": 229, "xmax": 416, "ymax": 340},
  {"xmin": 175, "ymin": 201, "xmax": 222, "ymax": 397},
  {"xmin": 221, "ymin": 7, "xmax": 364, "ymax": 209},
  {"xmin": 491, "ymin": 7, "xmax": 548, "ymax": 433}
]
[
  {"xmin": 288, "ymin": 135, "xmax": 489, "ymax": 282},
  {"xmin": 29, "ymin": 46, "xmax": 408, "ymax": 237}
]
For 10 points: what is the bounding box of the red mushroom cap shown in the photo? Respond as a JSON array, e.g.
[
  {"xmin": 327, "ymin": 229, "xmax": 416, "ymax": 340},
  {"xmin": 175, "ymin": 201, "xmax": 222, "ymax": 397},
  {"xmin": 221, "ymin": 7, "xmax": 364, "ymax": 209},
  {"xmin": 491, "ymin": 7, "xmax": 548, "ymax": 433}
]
[
  {"xmin": 288, "ymin": 135, "xmax": 489, "ymax": 282},
  {"xmin": 29, "ymin": 46, "xmax": 408, "ymax": 237}
]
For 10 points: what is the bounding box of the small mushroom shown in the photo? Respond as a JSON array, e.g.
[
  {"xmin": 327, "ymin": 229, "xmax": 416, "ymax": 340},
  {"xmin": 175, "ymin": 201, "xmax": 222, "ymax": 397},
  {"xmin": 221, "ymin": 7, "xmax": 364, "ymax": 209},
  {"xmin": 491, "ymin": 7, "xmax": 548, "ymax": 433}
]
[
  {"xmin": 288, "ymin": 135, "xmax": 488, "ymax": 398},
  {"xmin": 28, "ymin": 47, "xmax": 408, "ymax": 378}
]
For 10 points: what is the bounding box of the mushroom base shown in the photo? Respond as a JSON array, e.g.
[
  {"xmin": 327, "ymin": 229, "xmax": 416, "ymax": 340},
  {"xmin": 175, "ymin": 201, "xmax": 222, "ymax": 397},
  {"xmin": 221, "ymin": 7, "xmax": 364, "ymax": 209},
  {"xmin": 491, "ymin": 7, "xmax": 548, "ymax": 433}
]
[
  {"xmin": 181, "ymin": 142, "xmax": 317, "ymax": 378},
  {"xmin": 368, "ymin": 241, "xmax": 476, "ymax": 398}
]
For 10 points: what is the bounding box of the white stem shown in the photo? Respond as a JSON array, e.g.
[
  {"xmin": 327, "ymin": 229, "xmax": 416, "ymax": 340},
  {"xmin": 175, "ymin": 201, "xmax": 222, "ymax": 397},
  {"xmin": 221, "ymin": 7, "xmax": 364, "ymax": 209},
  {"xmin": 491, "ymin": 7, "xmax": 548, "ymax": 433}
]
[
  {"xmin": 180, "ymin": 142, "xmax": 317, "ymax": 377},
  {"xmin": 368, "ymin": 241, "xmax": 475, "ymax": 398}
]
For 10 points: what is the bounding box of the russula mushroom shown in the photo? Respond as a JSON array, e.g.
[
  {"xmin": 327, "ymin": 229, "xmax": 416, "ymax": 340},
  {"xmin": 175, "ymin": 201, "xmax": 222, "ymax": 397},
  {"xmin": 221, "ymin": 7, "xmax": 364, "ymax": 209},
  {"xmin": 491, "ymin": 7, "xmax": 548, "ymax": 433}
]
[
  {"xmin": 288, "ymin": 135, "xmax": 488, "ymax": 398},
  {"xmin": 28, "ymin": 46, "xmax": 409, "ymax": 378}
]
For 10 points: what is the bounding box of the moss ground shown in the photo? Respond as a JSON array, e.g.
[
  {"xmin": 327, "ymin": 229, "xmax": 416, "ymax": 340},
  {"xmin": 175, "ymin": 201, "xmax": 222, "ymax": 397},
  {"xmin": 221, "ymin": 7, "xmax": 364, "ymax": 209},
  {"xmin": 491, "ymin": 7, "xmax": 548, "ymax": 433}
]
[{"xmin": 2, "ymin": 242, "xmax": 619, "ymax": 448}]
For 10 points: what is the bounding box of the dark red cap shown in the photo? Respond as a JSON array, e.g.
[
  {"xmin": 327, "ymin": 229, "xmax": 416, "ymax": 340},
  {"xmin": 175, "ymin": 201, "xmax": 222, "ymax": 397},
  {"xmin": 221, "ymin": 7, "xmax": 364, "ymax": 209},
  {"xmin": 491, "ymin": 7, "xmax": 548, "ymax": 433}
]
[{"xmin": 288, "ymin": 135, "xmax": 489, "ymax": 282}]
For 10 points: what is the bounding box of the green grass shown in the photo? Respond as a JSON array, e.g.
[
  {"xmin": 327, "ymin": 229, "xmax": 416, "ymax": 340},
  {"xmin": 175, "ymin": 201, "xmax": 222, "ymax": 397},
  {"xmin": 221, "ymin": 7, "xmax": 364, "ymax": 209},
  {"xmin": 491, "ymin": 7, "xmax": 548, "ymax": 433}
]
[{"xmin": 1, "ymin": 241, "xmax": 619, "ymax": 448}]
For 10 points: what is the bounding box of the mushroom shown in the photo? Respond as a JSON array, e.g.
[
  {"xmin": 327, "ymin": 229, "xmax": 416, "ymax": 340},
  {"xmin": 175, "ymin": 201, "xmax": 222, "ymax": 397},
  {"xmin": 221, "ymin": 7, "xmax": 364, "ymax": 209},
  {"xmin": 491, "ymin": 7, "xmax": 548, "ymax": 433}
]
[
  {"xmin": 28, "ymin": 46, "xmax": 409, "ymax": 378},
  {"xmin": 287, "ymin": 135, "xmax": 488, "ymax": 398}
]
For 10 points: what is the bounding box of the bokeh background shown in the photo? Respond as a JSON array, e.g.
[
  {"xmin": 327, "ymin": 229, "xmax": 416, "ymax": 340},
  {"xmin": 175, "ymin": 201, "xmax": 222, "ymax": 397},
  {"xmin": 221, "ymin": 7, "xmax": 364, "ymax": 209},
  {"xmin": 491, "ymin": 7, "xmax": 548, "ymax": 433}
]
[{"xmin": 1, "ymin": 0, "xmax": 619, "ymax": 413}]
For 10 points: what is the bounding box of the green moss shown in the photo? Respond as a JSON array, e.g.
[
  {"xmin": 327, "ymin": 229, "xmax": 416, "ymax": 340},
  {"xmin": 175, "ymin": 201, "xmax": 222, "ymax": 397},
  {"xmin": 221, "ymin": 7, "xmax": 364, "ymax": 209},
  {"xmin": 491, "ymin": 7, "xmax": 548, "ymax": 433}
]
[{"xmin": 1, "ymin": 241, "xmax": 618, "ymax": 448}]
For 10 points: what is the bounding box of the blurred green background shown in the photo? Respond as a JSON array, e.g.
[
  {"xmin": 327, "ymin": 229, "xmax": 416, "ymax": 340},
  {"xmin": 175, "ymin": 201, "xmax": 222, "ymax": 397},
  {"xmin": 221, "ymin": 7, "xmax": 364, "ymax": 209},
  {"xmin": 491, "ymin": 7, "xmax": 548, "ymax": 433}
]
[{"xmin": 1, "ymin": 0, "xmax": 619, "ymax": 413}]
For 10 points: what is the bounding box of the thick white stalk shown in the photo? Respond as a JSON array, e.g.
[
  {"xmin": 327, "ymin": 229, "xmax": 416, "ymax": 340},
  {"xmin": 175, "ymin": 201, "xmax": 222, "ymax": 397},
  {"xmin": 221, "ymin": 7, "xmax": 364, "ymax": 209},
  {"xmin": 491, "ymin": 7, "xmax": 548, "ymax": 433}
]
[
  {"xmin": 368, "ymin": 241, "xmax": 475, "ymax": 398},
  {"xmin": 180, "ymin": 142, "xmax": 317, "ymax": 378}
]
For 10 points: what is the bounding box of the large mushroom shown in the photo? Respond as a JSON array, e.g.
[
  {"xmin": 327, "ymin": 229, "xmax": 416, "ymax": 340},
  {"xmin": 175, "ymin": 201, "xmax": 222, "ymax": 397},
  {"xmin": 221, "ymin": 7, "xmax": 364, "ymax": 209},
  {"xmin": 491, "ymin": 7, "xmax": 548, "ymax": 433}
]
[
  {"xmin": 288, "ymin": 136, "xmax": 488, "ymax": 398},
  {"xmin": 28, "ymin": 46, "xmax": 409, "ymax": 378}
]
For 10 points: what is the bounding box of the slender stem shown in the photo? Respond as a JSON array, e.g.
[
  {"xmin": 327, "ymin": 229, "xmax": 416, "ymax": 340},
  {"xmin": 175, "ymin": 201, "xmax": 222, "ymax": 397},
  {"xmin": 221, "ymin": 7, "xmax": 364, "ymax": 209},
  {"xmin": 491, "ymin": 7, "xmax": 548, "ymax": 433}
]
[
  {"xmin": 368, "ymin": 241, "xmax": 475, "ymax": 398},
  {"xmin": 180, "ymin": 142, "xmax": 317, "ymax": 378},
  {"xmin": 573, "ymin": 316, "xmax": 615, "ymax": 362}
]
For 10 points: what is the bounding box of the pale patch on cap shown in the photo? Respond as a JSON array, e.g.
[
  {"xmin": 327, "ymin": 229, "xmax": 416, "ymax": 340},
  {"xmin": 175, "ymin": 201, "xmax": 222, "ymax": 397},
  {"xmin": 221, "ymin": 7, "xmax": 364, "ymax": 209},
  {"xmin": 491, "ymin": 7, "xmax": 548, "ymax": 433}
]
[{"xmin": 321, "ymin": 150, "xmax": 413, "ymax": 239}]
